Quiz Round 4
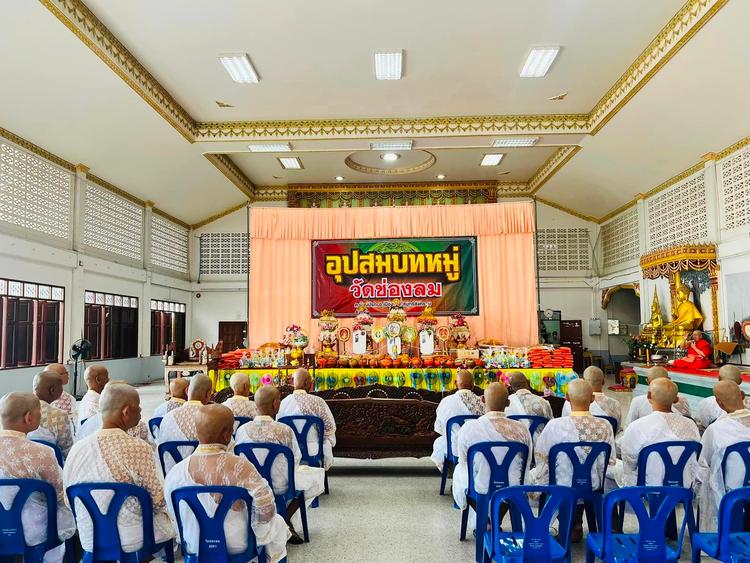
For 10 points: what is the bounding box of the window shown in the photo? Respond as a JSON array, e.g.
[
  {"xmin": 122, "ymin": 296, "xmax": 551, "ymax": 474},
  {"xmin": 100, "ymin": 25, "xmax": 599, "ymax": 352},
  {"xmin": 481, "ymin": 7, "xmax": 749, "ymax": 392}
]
[
  {"xmin": 84, "ymin": 291, "xmax": 139, "ymax": 360},
  {"xmin": 150, "ymin": 300, "xmax": 186, "ymax": 355},
  {"xmin": 0, "ymin": 278, "xmax": 64, "ymax": 369}
]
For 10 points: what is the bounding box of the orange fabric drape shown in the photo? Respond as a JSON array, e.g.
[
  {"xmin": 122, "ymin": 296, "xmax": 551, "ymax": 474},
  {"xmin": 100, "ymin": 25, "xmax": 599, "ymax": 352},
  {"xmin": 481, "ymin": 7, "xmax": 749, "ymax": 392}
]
[{"xmin": 248, "ymin": 202, "xmax": 538, "ymax": 348}]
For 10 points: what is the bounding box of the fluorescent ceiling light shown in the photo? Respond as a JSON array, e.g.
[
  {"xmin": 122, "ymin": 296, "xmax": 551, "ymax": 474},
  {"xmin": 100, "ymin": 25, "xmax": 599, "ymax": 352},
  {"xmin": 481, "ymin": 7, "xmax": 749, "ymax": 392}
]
[
  {"xmin": 278, "ymin": 157, "xmax": 302, "ymax": 170},
  {"xmin": 520, "ymin": 46, "xmax": 560, "ymax": 78},
  {"xmin": 381, "ymin": 152, "xmax": 400, "ymax": 162},
  {"xmin": 247, "ymin": 143, "xmax": 292, "ymax": 153},
  {"xmin": 493, "ymin": 137, "xmax": 539, "ymax": 148},
  {"xmin": 436, "ymin": 174, "xmax": 446, "ymax": 180},
  {"xmin": 335, "ymin": 176, "xmax": 345, "ymax": 181},
  {"xmin": 480, "ymin": 154, "xmax": 504, "ymax": 166},
  {"xmin": 374, "ymin": 50, "xmax": 403, "ymax": 80},
  {"xmin": 370, "ymin": 140, "xmax": 412, "ymax": 151},
  {"xmin": 219, "ymin": 53, "xmax": 260, "ymax": 83}
]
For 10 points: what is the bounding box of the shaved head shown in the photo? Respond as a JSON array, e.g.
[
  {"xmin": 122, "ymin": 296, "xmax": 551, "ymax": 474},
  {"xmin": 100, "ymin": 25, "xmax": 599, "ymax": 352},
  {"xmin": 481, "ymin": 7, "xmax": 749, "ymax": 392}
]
[
  {"xmin": 188, "ymin": 374, "xmax": 212, "ymax": 404},
  {"xmin": 0, "ymin": 392, "xmax": 41, "ymax": 433},
  {"xmin": 169, "ymin": 377, "xmax": 189, "ymax": 400},
  {"xmin": 719, "ymin": 364, "xmax": 743, "ymax": 385},
  {"xmin": 100, "ymin": 383, "xmax": 141, "ymax": 430},
  {"xmin": 33, "ymin": 370, "xmax": 64, "ymax": 404},
  {"xmin": 714, "ymin": 380, "xmax": 745, "ymax": 414},
  {"xmin": 229, "ymin": 372, "xmax": 250, "ymax": 397},
  {"xmin": 254, "ymin": 385, "xmax": 280, "ymax": 417},
  {"xmin": 85, "ymin": 365, "xmax": 109, "ymax": 393},
  {"xmin": 484, "ymin": 382, "xmax": 509, "ymax": 412},
  {"xmin": 455, "ymin": 370, "xmax": 473, "ymax": 390},
  {"xmin": 195, "ymin": 404, "xmax": 234, "ymax": 445},
  {"xmin": 567, "ymin": 379, "xmax": 594, "ymax": 412},
  {"xmin": 507, "ymin": 371, "xmax": 530, "ymax": 392},
  {"xmin": 293, "ymin": 368, "xmax": 313, "ymax": 391},
  {"xmin": 583, "ymin": 366, "xmax": 605, "ymax": 390},
  {"xmin": 46, "ymin": 363, "xmax": 69, "ymax": 385},
  {"xmin": 647, "ymin": 366, "xmax": 670, "ymax": 383},
  {"xmin": 648, "ymin": 378, "xmax": 678, "ymax": 411}
]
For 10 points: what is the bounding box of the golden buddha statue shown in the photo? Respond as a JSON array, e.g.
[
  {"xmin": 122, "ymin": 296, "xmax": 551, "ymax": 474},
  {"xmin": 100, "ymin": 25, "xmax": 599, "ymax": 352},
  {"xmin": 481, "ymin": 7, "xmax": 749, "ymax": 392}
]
[
  {"xmin": 659, "ymin": 283, "xmax": 703, "ymax": 347},
  {"xmin": 641, "ymin": 289, "xmax": 664, "ymax": 345}
]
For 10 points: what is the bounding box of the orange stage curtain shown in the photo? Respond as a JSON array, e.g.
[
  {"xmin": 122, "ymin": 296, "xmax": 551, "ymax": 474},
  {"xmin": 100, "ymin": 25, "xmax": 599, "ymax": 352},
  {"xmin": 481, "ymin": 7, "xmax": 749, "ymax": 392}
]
[{"xmin": 248, "ymin": 202, "xmax": 538, "ymax": 349}]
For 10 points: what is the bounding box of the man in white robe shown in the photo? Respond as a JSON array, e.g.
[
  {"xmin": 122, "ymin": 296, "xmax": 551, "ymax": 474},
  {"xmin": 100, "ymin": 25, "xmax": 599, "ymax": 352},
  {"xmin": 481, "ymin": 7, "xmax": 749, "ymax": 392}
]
[
  {"xmin": 430, "ymin": 369, "xmax": 485, "ymax": 471},
  {"xmin": 452, "ymin": 383, "xmax": 532, "ymax": 516},
  {"xmin": 0, "ymin": 392, "xmax": 76, "ymax": 563},
  {"xmin": 153, "ymin": 377, "xmax": 189, "ymax": 418},
  {"xmin": 277, "ymin": 369, "xmax": 337, "ymax": 470},
  {"xmin": 611, "ymin": 378, "xmax": 700, "ymax": 488},
  {"xmin": 235, "ymin": 385, "xmax": 324, "ymax": 544},
  {"xmin": 64, "ymin": 383, "xmax": 174, "ymax": 554},
  {"xmin": 561, "ymin": 366, "xmax": 622, "ymax": 430},
  {"xmin": 28, "ymin": 370, "xmax": 74, "ymax": 459},
  {"xmin": 623, "ymin": 366, "xmax": 692, "ymax": 427},
  {"xmin": 694, "ymin": 364, "xmax": 750, "ymax": 432},
  {"xmin": 531, "ymin": 379, "xmax": 615, "ymax": 542},
  {"xmin": 696, "ymin": 380, "xmax": 750, "ymax": 530},
  {"xmin": 506, "ymin": 371, "xmax": 553, "ymax": 420},
  {"xmin": 223, "ymin": 372, "xmax": 260, "ymax": 419},
  {"xmin": 158, "ymin": 374, "xmax": 213, "ymax": 445},
  {"xmin": 47, "ymin": 364, "xmax": 77, "ymax": 428},
  {"xmin": 164, "ymin": 404, "xmax": 289, "ymax": 561},
  {"xmin": 77, "ymin": 365, "xmax": 109, "ymax": 426}
]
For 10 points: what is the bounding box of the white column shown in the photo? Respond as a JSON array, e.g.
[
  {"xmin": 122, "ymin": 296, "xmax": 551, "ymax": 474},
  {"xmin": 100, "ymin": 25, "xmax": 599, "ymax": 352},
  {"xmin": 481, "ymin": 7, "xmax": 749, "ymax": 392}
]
[
  {"xmin": 636, "ymin": 195, "xmax": 649, "ymax": 324},
  {"xmin": 143, "ymin": 200, "xmax": 154, "ymax": 272},
  {"xmin": 141, "ymin": 201, "xmax": 155, "ymax": 359},
  {"xmin": 702, "ymin": 153, "xmax": 720, "ymax": 243},
  {"xmin": 72, "ymin": 164, "xmax": 88, "ymax": 252}
]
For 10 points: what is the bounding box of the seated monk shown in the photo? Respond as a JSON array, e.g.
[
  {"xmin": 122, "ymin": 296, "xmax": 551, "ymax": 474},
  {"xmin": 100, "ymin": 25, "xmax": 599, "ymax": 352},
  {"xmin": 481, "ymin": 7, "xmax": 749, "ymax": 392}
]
[
  {"xmin": 671, "ymin": 330, "xmax": 712, "ymax": 369},
  {"xmin": 153, "ymin": 377, "xmax": 189, "ymax": 417},
  {"xmin": 158, "ymin": 374, "xmax": 213, "ymax": 444},
  {"xmin": 223, "ymin": 372, "xmax": 259, "ymax": 418}
]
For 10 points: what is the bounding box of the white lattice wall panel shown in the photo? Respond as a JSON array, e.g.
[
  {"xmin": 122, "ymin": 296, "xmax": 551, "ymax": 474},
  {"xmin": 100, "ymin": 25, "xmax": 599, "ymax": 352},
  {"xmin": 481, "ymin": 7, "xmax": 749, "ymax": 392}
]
[
  {"xmin": 151, "ymin": 214, "xmax": 189, "ymax": 273},
  {"xmin": 200, "ymin": 232, "xmax": 248, "ymax": 275},
  {"xmin": 0, "ymin": 142, "xmax": 73, "ymax": 239},
  {"xmin": 84, "ymin": 183, "xmax": 143, "ymax": 261},
  {"xmin": 719, "ymin": 145, "xmax": 750, "ymax": 231},
  {"xmin": 647, "ymin": 171, "xmax": 708, "ymax": 250},
  {"xmin": 536, "ymin": 228, "xmax": 590, "ymax": 271},
  {"xmin": 601, "ymin": 207, "xmax": 640, "ymax": 269}
]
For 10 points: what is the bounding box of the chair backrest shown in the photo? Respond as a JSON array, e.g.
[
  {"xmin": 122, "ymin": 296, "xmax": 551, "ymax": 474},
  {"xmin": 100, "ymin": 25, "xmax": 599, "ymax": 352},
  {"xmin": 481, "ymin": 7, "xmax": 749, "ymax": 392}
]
[
  {"xmin": 171, "ymin": 485, "xmax": 259, "ymax": 563},
  {"xmin": 0, "ymin": 478, "xmax": 59, "ymax": 557},
  {"xmin": 148, "ymin": 417, "xmax": 163, "ymax": 440},
  {"xmin": 721, "ymin": 441, "xmax": 750, "ymax": 488},
  {"xmin": 234, "ymin": 442, "xmax": 296, "ymax": 510},
  {"xmin": 594, "ymin": 414, "xmax": 618, "ymax": 435},
  {"xmin": 715, "ymin": 486, "xmax": 750, "ymax": 557},
  {"xmin": 233, "ymin": 416, "xmax": 252, "ymax": 436},
  {"xmin": 66, "ymin": 482, "xmax": 157, "ymax": 560},
  {"xmin": 278, "ymin": 415, "xmax": 324, "ymax": 468},
  {"xmin": 31, "ymin": 439, "xmax": 64, "ymax": 467},
  {"xmin": 507, "ymin": 415, "xmax": 548, "ymax": 437},
  {"xmin": 467, "ymin": 441, "xmax": 529, "ymax": 498},
  {"xmin": 158, "ymin": 440, "xmax": 199, "ymax": 475},
  {"xmin": 488, "ymin": 485, "xmax": 577, "ymax": 560},
  {"xmin": 548, "ymin": 442, "xmax": 611, "ymax": 499},
  {"xmin": 636, "ymin": 440, "xmax": 702, "ymax": 486},
  {"xmin": 600, "ymin": 486, "xmax": 692, "ymax": 563},
  {"xmin": 445, "ymin": 415, "xmax": 480, "ymax": 463}
]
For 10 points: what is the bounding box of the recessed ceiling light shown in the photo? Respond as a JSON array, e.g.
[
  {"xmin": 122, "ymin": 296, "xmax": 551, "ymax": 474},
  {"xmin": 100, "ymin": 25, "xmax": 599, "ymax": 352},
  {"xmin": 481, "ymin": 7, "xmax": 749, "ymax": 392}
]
[
  {"xmin": 278, "ymin": 157, "xmax": 302, "ymax": 170},
  {"xmin": 480, "ymin": 154, "xmax": 504, "ymax": 166},
  {"xmin": 370, "ymin": 140, "xmax": 412, "ymax": 151},
  {"xmin": 335, "ymin": 176, "xmax": 345, "ymax": 181},
  {"xmin": 218, "ymin": 53, "xmax": 260, "ymax": 83},
  {"xmin": 381, "ymin": 152, "xmax": 400, "ymax": 163},
  {"xmin": 374, "ymin": 50, "xmax": 403, "ymax": 80},
  {"xmin": 493, "ymin": 137, "xmax": 539, "ymax": 148},
  {"xmin": 436, "ymin": 174, "xmax": 446, "ymax": 180},
  {"xmin": 520, "ymin": 46, "xmax": 560, "ymax": 78},
  {"xmin": 247, "ymin": 143, "xmax": 292, "ymax": 153}
]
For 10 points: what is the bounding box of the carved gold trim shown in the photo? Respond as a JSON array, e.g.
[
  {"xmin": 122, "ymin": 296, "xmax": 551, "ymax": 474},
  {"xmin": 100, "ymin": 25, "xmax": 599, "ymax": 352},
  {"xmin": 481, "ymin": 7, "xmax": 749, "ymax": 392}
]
[
  {"xmin": 596, "ymin": 200, "xmax": 639, "ymax": 225},
  {"xmin": 528, "ymin": 146, "xmax": 581, "ymax": 194},
  {"xmin": 152, "ymin": 207, "xmax": 190, "ymax": 230},
  {"xmin": 535, "ymin": 196, "xmax": 598, "ymax": 223},
  {"xmin": 74, "ymin": 163, "xmax": 90, "ymax": 174},
  {"xmin": 287, "ymin": 180, "xmax": 497, "ymax": 194},
  {"xmin": 0, "ymin": 126, "xmax": 75, "ymax": 171},
  {"xmin": 344, "ymin": 151, "xmax": 436, "ymax": 175},
  {"xmin": 203, "ymin": 153, "xmax": 255, "ymax": 198},
  {"xmin": 716, "ymin": 133, "xmax": 750, "ymax": 160},
  {"xmin": 640, "ymin": 243, "xmax": 718, "ymax": 276},
  {"xmin": 252, "ymin": 187, "xmax": 288, "ymax": 202},
  {"xmin": 497, "ymin": 182, "xmax": 529, "ymax": 194},
  {"xmin": 88, "ymin": 173, "xmax": 144, "ymax": 206},
  {"xmin": 601, "ymin": 283, "xmax": 641, "ymax": 309},
  {"xmin": 191, "ymin": 201, "xmax": 250, "ymax": 229}
]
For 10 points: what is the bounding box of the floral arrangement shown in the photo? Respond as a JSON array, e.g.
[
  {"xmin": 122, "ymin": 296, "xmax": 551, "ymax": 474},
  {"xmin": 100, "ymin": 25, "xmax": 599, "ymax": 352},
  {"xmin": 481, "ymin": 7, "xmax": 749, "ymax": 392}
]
[
  {"xmin": 417, "ymin": 304, "xmax": 438, "ymax": 332},
  {"xmin": 281, "ymin": 324, "xmax": 309, "ymax": 348},
  {"xmin": 353, "ymin": 303, "xmax": 374, "ymax": 333},
  {"xmin": 449, "ymin": 313, "xmax": 468, "ymax": 328}
]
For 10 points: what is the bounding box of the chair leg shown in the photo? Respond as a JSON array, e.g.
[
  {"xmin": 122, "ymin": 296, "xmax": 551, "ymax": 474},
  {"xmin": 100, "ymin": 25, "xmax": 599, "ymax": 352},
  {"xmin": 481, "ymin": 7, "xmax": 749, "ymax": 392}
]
[
  {"xmin": 163, "ymin": 539, "xmax": 175, "ymax": 563},
  {"xmin": 324, "ymin": 472, "xmax": 329, "ymax": 495},
  {"xmin": 298, "ymin": 494, "xmax": 310, "ymax": 543},
  {"xmin": 584, "ymin": 501, "xmax": 598, "ymax": 534},
  {"xmin": 460, "ymin": 507, "xmax": 469, "ymax": 540},
  {"xmin": 585, "ymin": 545, "xmax": 595, "ymax": 563},
  {"xmin": 475, "ymin": 500, "xmax": 489, "ymax": 563},
  {"xmin": 691, "ymin": 546, "xmax": 701, "ymax": 563},
  {"xmin": 439, "ymin": 460, "xmax": 449, "ymax": 495}
]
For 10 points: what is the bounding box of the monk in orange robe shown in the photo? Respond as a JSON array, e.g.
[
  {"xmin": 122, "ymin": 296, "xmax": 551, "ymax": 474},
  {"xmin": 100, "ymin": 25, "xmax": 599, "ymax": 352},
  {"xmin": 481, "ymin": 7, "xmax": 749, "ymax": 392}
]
[{"xmin": 672, "ymin": 330, "xmax": 712, "ymax": 369}]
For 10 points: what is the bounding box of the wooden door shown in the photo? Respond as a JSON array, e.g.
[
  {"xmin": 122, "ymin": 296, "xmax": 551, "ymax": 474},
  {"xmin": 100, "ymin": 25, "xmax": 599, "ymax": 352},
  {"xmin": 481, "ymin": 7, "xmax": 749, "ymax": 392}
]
[{"xmin": 218, "ymin": 321, "xmax": 247, "ymax": 351}]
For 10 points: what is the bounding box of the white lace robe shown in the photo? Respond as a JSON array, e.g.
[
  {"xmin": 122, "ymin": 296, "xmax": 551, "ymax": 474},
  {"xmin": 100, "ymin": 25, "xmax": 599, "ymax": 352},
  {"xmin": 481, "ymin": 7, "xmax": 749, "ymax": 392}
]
[
  {"xmin": 695, "ymin": 409, "xmax": 750, "ymax": 530},
  {"xmin": 506, "ymin": 389, "xmax": 553, "ymax": 419},
  {"xmin": 77, "ymin": 413, "xmax": 152, "ymax": 446},
  {"xmin": 562, "ymin": 392, "xmax": 622, "ymax": 427},
  {"xmin": 430, "ymin": 389, "xmax": 485, "ymax": 470},
  {"xmin": 27, "ymin": 400, "xmax": 75, "ymax": 458},
  {"xmin": 694, "ymin": 395, "xmax": 750, "ymax": 432},
  {"xmin": 0, "ymin": 430, "xmax": 76, "ymax": 563},
  {"xmin": 153, "ymin": 398, "xmax": 186, "ymax": 418},
  {"xmin": 158, "ymin": 401, "xmax": 203, "ymax": 444},
  {"xmin": 163, "ymin": 446, "xmax": 289, "ymax": 562},
  {"xmin": 623, "ymin": 393, "xmax": 692, "ymax": 427},
  {"xmin": 235, "ymin": 415, "xmax": 325, "ymax": 504},
  {"xmin": 277, "ymin": 391, "xmax": 337, "ymax": 470},
  {"xmin": 223, "ymin": 396, "xmax": 260, "ymax": 419},
  {"xmin": 63, "ymin": 428, "xmax": 175, "ymax": 552},
  {"xmin": 78, "ymin": 390, "xmax": 101, "ymax": 426},
  {"xmin": 452, "ymin": 412, "xmax": 532, "ymax": 510},
  {"xmin": 51, "ymin": 390, "xmax": 77, "ymax": 429}
]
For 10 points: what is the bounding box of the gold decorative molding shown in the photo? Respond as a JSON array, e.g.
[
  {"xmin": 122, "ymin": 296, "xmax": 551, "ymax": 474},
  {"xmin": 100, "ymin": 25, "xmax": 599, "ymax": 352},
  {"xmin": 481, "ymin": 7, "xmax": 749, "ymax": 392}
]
[
  {"xmin": 287, "ymin": 180, "xmax": 498, "ymax": 194},
  {"xmin": 535, "ymin": 196, "xmax": 598, "ymax": 223},
  {"xmin": 528, "ymin": 146, "xmax": 581, "ymax": 194},
  {"xmin": 597, "ymin": 200, "xmax": 639, "ymax": 225},
  {"xmin": 74, "ymin": 163, "xmax": 89, "ymax": 174},
  {"xmin": 344, "ymin": 151, "xmax": 436, "ymax": 175},
  {"xmin": 152, "ymin": 207, "xmax": 190, "ymax": 229},
  {"xmin": 191, "ymin": 201, "xmax": 250, "ymax": 230},
  {"xmin": 252, "ymin": 187, "xmax": 288, "ymax": 202},
  {"xmin": 0, "ymin": 125, "xmax": 75, "ymax": 171},
  {"xmin": 497, "ymin": 182, "xmax": 529, "ymax": 195},
  {"xmin": 716, "ymin": 133, "xmax": 750, "ymax": 160},
  {"xmin": 640, "ymin": 243, "xmax": 718, "ymax": 277},
  {"xmin": 88, "ymin": 173, "xmax": 145, "ymax": 206},
  {"xmin": 203, "ymin": 153, "xmax": 255, "ymax": 199},
  {"xmin": 601, "ymin": 283, "xmax": 641, "ymax": 309}
]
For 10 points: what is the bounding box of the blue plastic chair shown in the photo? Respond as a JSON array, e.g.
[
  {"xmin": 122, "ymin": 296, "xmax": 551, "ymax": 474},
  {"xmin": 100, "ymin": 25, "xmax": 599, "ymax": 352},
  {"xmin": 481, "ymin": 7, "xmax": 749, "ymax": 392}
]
[
  {"xmin": 594, "ymin": 415, "xmax": 618, "ymax": 435},
  {"xmin": 692, "ymin": 486, "xmax": 750, "ymax": 562},
  {"xmin": 66, "ymin": 482, "xmax": 174, "ymax": 563},
  {"xmin": 507, "ymin": 415, "xmax": 548, "ymax": 438},
  {"xmin": 439, "ymin": 414, "xmax": 480, "ymax": 496},
  {"xmin": 459, "ymin": 441, "xmax": 529, "ymax": 563},
  {"xmin": 171, "ymin": 485, "xmax": 267, "ymax": 563},
  {"xmin": 549, "ymin": 442, "xmax": 611, "ymax": 534},
  {"xmin": 233, "ymin": 416, "xmax": 252, "ymax": 436},
  {"xmin": 235, "ymin": 442, "xmax": 310, "ymax": 542},
  {"xmin": 279, "ymin": 415, "xmax": 329, "ymax": 494},
  {"xmin": 158, "ymin": 440, "xmax": 198, "ymax": 476},
  {"xmin": 31, "ymin": 438, "xmax": 64, "ymax": 467},
  {"xmin": 586, "ymin": 486, "xmax": 692, "ymax": 563},
  {"xmin": 0, "ymin": 478, "xmax": 66, "ymax": 561},
  {"xmin": 719, "ymin": 442, "xmax": 750, "ymax": 532},
  {"xmin": 148, "ymin": 416, "xmax": 163, "ymax": 440},
  {"xmin": 483, "ymin": 485, "xmax": 577, "ymax": 563}
]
